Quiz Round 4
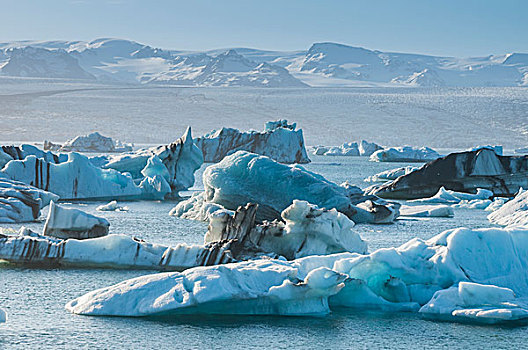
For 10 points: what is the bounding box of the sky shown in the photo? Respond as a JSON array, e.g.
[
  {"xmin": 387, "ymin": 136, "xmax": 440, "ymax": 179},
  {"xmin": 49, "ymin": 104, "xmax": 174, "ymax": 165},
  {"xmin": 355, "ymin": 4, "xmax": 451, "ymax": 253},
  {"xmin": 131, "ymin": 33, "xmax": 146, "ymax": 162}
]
[{"xmin": 1, "ymin": 0, "xmax": 527, "ymax": 57}]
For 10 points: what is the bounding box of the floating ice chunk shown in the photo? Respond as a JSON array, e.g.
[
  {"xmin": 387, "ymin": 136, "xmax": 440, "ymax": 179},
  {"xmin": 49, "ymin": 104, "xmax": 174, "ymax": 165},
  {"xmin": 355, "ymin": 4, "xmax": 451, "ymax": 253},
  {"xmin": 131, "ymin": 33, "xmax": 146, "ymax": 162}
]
[
  {"xmin": 0, "ymin": 178, "xmax": 59, "ymax": 223},
  {"xmin": 169, "ymin": 192, "xmax": 231, "ymax": 221},
  {"xmin": 44, "ymin": 201, "xmax": 110, "ymax": 240},
  {"xmin": 399, "ymin": 204, "xmax": 454, "ymax": 217},
  {"xmin": 195, "ymin": 120, "xmax": 310, "ymax": 164},
  {"xmin": 312, "ymin": 141, "xmax": 382, "ymax": 157},
  {"xmin": 138, "ymin": 175, "xmax": 172, "ymax": 200},
  {"xmin": 364, "ymin": 166, "xmax": 419, "ymax": 182},
  {"xmin": 420, "ymin": 282, "xmax": 528, "ymax": 324},
  {"xmin": 174, "ymin": 151, "xmax": 399, "ymax": 223},
  {"xmin": 2, "ymin": 153, "xmax": 143, "ymax": 200},
  {"xmin": 97, "ymin": 200, "xmax": 129, "ymax": 212},
  {"xmin": 368, "ymin": 149, "xmax": 528, "ymax": 199},
  {"xmin": 410, "ymin": 187, "xmax": 493, "ymax": 204},
  {"xmin": 265, "ymin": 119, "xmax": 296, "ymax": 131},
  {"xmin": 452, "ymin": 199, "xmax": 492, "ymax": 209},
  {"xmin": 104, "ymin": 127, "xmax": 203, "ymax": 194},
  {"xmin": 312, "ymin": 146, "xmax": 329, "ymax": 156},
  {"xmin": 205, "ymin": 200, "xmax": 368, "ymax": 260},
  {"xmin": 0, "ymin": 308, "xmax": 6, "ymax": 323},
  {"xmin": 359, "ymin": 140, "xmax": 384, "ymax": 157},
  {"xmin": 140, "ymin": 155, "xmax": 170, "ymax": 182},
  {"xmin": 488, "ymin": 189, "xmax": 528, "ymax": 227},
  {"xmin": 324, "ymin": 143, "xmax": 359, "ymax": 156},
  {"xmin": 44, "ymin": 132, "xmax": 133, "ymax": 153},
  {"xmin": 369, "ymin": 146, "xmax": 440, "ymax": 162},
  {"xmin": 485, "ymin": 197, "xmax": 508, "ymax": 212},
  {"xmin": 65, "ymin": 260, "xmax": 346, "ymax": 317}
]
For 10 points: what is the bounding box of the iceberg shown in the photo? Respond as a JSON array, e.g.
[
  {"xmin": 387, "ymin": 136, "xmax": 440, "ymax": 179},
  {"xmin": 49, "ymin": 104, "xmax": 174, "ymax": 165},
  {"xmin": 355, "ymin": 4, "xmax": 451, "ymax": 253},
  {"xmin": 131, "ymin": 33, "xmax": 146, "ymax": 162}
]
[
  {"xmin": 194, "ymin": 120, "xmax": 310, "ymax": 164},
  {"xmin": 488, "ymin": 189, "xmax": 528, "ymax": 227},
  {"xmin": 0, "ymin": 229, "xmax": 241, "ymax": 270},
  {"xmin": 452, "ymin": 199, "xmax": 493, "ymax": 210},
  {"xmin": 0, "ymin": 178, "xmax": 59, "ymax": 223},
  {"xmin": 43, "ymin": 201, "xmax": 110, "ymax": 240},
  {"xmin": 66, "ymin": 261, "xmax": 346, "ymax": 317},
  {"xmin": 0, "ymin": 308, "xmax": 6, "ymax": 323},
  {"xmin": 312, "ymin": 140, "xmax": 382, "ymax": 157},
  {"xmin": 44, "ymin": 132, "xmax": 133, "ymax": 153},
  {"xmin": 409, "ymin": 187, "xmax": 493, "ymax": 205},
  {"xmin": 368, "ymin": 149, "xmax": 528, "ymax": 199},
  {"xmin": 65, "ymin": 226, "xmax": 528, "ymax": 323},
  {"xmin": 468, "ymin": 145, "xmax": 503, "ymax": 155},
  {"xmin": 205, "ymin": 200, "xmax": 368, "ymax": 260},
  {"xmin": 420, "ymin": 282, "xmax": 528, "ymax": 324},
  {"xmin": 173, "ymin": 151, "xmax": 399, "ymax": 224},
  {"xmin": 97, "ymin": 200, "xmax": 129, "ymax": 212},
  {"xmin": 103, "ymin": 127, "xmax": 203, "ymax": 195},
  {"xmin": 364, "ymin": 166, "xmax": 419, "ymax": 182},
  {"xmin": 2, "ymin": 153, "xmax": 145, "ymax": 200},
  {"xmin": 1, "ymin": 144, "xmax": 66, "ymax": 168},
  {"xmin": 369, "ymin": 146, "xmax": 440, "ymax": 163},
  {"xmin": 399, "ymin": 205, "xmax": 454, "ymax": 217}
]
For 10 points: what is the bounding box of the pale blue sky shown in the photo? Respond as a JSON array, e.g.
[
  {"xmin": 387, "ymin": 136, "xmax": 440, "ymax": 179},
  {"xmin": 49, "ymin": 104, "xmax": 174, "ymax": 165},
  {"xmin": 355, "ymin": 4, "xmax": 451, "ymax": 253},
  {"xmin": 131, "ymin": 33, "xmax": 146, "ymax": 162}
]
[{"xmin": 1, "ymin": 0, "xmax": 526, "ymax": 57}]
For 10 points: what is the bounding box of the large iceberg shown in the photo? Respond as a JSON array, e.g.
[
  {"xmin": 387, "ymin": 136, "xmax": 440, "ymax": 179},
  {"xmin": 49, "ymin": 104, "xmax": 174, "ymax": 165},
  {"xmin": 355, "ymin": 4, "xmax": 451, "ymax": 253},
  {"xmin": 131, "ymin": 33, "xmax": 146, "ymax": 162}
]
[
  {"xmin": 65, "ymin": 226, "xmax": 528, "ymax": 324},
  {"xmin": 102, "ymin": 127, "xmax": 203, "ymax": 195},
  {"xmin": 368, "ymin": 149, "xmax": 528, "ymax": 199},
  {"xmin": 194, "ymin": 120, "xmax": 310, "ymax": 164},
  {"xmin": 43, "ymin": 201, "xmax": 110, "ymax": 240},
  {"xmin": 488, "ymin": 189, "xmax": 528, "ymax": 227},
  {"xmin": 173, "ymin": 151, "xmax": 399, "ymax": 224},
  {"xmin": 44, "ymin": 132, "xmax": 133, "ymax": 153},
  {"xmin": 369, "ymin": 146, "xmax": 440, "ymax": 163},
  {"xmin": 0, "ymin": 178, "xmax": 59, "ymax": 223},
  {"xmin": 313, "ymin": 140, "xmax": 383, "ymax": 157},
  {"xmin": 2, "ymin": 153, "xmax": 145, "ymax": 200}
]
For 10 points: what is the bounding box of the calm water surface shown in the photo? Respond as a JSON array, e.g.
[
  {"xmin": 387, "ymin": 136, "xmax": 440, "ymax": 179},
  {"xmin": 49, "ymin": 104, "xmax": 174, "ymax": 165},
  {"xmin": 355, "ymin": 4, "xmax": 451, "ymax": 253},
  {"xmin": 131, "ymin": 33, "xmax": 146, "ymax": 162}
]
[{"xmin": 1, "ymin": 156, "xmax": 526, "ymax": 349}]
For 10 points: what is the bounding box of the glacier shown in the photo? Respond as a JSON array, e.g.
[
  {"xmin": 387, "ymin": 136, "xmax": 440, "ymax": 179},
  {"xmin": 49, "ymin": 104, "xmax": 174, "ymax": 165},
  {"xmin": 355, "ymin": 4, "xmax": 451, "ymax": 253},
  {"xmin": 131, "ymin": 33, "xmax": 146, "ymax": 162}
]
[
  {"xmin": 369, "ymin": 146, "xmax": 440, "ymax": 163},
  {"xmin": 172, "ymin": 151, "xmax": 399, "ymax": 224},
  {"xmin": 194, "ymin": 120, "xmax": 310, "ymax": 164},
  {"xmin": 65, "ymin": 226, "xmax": 528, "ymax": 324},
  {"xmin": 43, "ymin": 201, "xmax": 110, "ymax": 240}
]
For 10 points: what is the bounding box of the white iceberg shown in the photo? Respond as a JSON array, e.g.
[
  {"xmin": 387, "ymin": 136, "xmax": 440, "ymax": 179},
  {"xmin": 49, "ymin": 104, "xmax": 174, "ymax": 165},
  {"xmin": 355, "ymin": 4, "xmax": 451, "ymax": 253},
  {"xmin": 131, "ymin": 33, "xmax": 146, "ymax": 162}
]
[
  {"xmin": 103, "ymin": 127, "xmax": 203, "ymax": 195},
  {"xmin": 369, "ymin": 146, "xmax": 440, "ymax": 163},
  {"xmin": 43, "ymin": 201, "xmax": 110, "ymax": 240},
  {"xmin": 364, "ymin": 166, "xmax": 419, "ymax": 182},
  {"xmin": 452, "ymin": 199, "xmax": 493, "ymax": 210},
  {"xmin": 173, "ymin": 151, "xmax": 399, "ymax": 224},
  {"xmin": 410, "ymin": 187, "xmax": 493, "ymax": 205},
  {"xmin": 65, "ymin": 226, "xmax": 528, "ymax": 323},
  {"xmin": 420, "ymin": 282, "xmax": 528, "ymax": 324},
  {"xmin": 194, "ymin": 120, "xmax": 310, "ymax": 164},
  {"xmin": 0, "ymin": 178, "xmax": 59, "ymax": 223},
  {"xmin": 399, "ymin": 205, "xmax": 454, "ymax": 217},
  {"xmin": 66, "ymin": 261, "xmax": 346, "ymax": 317},
  {"xmin": 312, "ymin": 140, "xmax": 382, "ymax": 157},
  {"xmin": 44, "ymin": 132, "xmax": 133, "ymax": 153},
  {"xmin": 488, "ymin": 189, "xmax": 528, "ymax": 227},
  {"xmin": 485, "ymin": 197, "xmax": 508, "ymax": 212},
  {"xmin": 97, "ymin": 200, "xmax": 129, "ymax": 212}
]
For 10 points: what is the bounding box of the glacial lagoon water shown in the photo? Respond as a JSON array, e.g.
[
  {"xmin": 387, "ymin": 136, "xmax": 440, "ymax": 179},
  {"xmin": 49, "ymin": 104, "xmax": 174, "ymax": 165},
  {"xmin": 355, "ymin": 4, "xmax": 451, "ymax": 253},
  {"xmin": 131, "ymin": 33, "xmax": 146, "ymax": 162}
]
[{"xmin": 2, "ymin": 156, "xmax": 526, "ymax": 349}]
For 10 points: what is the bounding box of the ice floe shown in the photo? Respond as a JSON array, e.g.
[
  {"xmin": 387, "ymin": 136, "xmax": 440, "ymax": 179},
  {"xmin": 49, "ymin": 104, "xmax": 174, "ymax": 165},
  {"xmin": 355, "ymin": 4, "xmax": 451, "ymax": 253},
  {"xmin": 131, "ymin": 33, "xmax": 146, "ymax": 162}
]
[
  {"xmin": 488, "ymin": 189, "xmax": 528, "ymax": 227},
  {"xmin": 194, "ymin": 120, "xmax": 310, "ymax": 164},
  {"xmin": 44, "ymin": 132, "xmax": 133, "ymax": 153},
  {"xmin": 97, "ymin": 200, "xmax": 129, "ymax": 212},
  {"xmin": 410, "ymin": 187, "xmax": 493, "ymax": 205},
  {"xmin": 43, "ymin": 201, "xmax": 110, "ymax": 240},
  {"xmin": 399, "ymin": 205, "xmax": 454, "ymax": 217},
  {"xmin": 369, "ymin": 146, "xmax": 440, "ymax": 163},
  {"xmin": 173, "ymin": 151, "xmax": 399, "ymax": 224}
]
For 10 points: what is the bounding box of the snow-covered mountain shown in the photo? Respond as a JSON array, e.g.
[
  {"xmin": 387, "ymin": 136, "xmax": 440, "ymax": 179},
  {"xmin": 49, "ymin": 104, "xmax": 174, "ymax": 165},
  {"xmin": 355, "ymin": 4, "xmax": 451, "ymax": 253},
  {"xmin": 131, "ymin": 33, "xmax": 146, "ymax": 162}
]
[{"xmin": 0, "ymin": 38, "xmax": 527, "ymax": 87}]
